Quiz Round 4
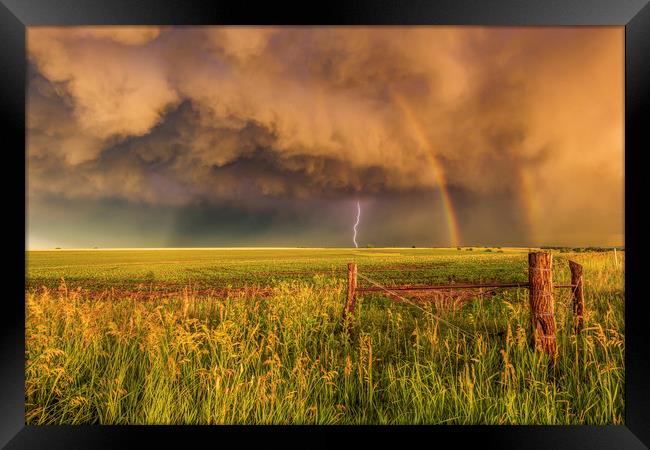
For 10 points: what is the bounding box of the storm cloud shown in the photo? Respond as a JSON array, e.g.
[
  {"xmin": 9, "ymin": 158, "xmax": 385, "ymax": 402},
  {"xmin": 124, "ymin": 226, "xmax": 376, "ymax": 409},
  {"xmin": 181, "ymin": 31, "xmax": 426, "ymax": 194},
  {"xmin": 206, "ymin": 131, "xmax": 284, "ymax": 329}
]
[{"xmin": 26, "ymin": 26, "xmax": 624, "ymax": 248}]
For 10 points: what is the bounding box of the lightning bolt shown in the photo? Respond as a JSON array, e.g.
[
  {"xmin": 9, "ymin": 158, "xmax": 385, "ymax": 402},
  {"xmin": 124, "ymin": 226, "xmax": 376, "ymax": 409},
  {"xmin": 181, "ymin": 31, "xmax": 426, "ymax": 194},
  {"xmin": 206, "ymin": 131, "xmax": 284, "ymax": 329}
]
[{"xmin": 353, "ymin": 201, "xmax": 361, "ymax": 248}]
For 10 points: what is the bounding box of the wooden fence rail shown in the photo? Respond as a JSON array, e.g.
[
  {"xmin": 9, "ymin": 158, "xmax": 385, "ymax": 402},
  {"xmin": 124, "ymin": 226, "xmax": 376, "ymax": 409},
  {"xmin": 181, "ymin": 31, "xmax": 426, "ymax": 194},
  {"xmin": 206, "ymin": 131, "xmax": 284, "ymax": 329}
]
[{"xmin": 342, "ymin": 252, "xmax": 585, "ymax": 359}]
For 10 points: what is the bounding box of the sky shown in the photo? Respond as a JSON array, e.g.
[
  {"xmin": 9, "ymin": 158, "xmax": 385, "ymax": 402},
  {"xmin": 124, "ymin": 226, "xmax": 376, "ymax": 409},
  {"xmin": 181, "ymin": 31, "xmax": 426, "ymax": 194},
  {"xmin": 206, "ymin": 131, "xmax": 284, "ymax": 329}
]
[{"xmin": 26, "ymin": 26, "xmax": 624, "ymax": 249}]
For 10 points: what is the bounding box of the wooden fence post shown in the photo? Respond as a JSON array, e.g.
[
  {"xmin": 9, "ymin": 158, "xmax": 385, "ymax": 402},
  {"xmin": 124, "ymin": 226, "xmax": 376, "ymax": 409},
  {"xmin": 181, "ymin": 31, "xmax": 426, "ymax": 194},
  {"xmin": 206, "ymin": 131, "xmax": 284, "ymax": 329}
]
[
  {"xmin": 342, "ymin": 262, "xmax": 357, "ymax": 332},
  {"xmin": 528, "ymin": 252, "xmax": 557, "ymax": 358},
  {"xmin": 569, "ymin": 260, "xmax": 585, "ymax": 334}
]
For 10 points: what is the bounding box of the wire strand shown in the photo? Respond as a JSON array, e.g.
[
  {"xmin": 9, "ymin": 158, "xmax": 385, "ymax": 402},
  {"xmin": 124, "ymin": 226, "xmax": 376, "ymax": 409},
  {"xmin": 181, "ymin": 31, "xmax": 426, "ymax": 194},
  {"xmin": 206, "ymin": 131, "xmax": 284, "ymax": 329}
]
[{"xmin": 357, "ymin": 272, "xmax": 477, "ymax": 339}]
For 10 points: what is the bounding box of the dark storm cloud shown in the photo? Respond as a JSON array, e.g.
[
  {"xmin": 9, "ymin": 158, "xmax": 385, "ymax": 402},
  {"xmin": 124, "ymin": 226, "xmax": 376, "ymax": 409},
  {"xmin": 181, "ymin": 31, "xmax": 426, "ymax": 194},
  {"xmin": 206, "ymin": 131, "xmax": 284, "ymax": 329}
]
[{"xmin": 26, "ymin": 27, "xmax": 624, "ymax": 247}]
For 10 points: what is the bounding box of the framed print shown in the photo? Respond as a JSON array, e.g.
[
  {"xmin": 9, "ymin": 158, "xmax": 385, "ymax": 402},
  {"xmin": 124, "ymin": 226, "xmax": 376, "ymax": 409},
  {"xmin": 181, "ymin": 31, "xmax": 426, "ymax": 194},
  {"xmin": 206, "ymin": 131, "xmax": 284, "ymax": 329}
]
[{"xmin": 3, "ymin": 0, "xmax": 649, "ymax": 447}]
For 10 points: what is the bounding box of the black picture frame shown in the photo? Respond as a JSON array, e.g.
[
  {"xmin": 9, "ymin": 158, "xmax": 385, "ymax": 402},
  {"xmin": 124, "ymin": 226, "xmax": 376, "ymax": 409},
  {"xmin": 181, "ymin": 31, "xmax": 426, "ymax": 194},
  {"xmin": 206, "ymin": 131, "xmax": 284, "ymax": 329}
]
[{"xmin": 4, "ymin": 0, "xmax": 649, "ymax": 448}]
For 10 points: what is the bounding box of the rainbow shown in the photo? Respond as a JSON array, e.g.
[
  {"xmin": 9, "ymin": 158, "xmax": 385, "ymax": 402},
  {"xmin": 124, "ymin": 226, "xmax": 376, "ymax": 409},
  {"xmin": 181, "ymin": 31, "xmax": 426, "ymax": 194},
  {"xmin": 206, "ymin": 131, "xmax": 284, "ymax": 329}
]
[
  {"xmin": 392, "ymin": 93, "xmax": 461, "ymax": 247},
  {"xmin": 515, "ymin": 164, "xmax": 541, "ymax": 245}
]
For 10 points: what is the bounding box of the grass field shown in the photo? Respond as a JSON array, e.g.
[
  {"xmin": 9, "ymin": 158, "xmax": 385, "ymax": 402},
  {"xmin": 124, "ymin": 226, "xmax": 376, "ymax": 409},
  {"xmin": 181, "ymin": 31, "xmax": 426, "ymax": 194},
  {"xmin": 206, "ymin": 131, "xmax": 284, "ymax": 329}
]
[{"xmin": 25, "ymin": 248, "xmax": 624, "ymax": 424}]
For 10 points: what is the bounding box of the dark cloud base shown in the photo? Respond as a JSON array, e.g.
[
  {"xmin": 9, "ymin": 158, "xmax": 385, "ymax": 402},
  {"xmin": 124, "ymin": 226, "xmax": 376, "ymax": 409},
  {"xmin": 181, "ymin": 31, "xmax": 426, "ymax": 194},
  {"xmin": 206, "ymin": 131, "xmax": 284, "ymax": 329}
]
[{"xmin": 28, "ymin": 188, "xmax": 530, "ymax": 248}]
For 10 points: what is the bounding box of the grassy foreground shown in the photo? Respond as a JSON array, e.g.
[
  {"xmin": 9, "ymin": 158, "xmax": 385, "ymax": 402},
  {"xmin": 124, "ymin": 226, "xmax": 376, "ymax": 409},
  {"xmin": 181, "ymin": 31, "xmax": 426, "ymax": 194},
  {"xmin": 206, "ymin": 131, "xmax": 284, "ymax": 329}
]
[{"xmin": 25, "ymin": 248, "xmax": 624, "ymax": 424}]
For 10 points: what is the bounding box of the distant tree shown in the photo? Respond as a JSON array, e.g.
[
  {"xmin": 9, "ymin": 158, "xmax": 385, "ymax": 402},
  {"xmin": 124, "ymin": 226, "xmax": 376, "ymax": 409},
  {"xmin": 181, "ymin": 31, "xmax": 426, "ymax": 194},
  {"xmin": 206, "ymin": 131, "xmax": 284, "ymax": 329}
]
[
  {"xmin": 456, "ymin": 247, "xmax": 462, "ymax": 250},
  {"xmin": 411, "ymin": 245, "xmax": 416, "ymax": 248},
  {"xmin": 485, "ymin": 249, "xmax": 492, "ymax": 252}
]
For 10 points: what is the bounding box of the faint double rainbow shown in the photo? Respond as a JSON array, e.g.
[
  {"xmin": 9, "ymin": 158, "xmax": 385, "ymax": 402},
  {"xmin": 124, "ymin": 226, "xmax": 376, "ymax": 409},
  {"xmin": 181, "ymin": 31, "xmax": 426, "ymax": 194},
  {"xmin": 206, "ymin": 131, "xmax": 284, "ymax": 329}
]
[{"xmin": 515, "ymin": 163, "xmax": 541, "ymax": 245}]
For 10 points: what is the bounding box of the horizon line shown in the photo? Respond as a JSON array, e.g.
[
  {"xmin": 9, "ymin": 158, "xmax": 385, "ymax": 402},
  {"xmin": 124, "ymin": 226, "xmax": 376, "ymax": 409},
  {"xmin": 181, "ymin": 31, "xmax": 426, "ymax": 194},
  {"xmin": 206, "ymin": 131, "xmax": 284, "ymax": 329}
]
[{"xmin": 25, "ymin": 245, "xmax": 625, "ymax": 251}]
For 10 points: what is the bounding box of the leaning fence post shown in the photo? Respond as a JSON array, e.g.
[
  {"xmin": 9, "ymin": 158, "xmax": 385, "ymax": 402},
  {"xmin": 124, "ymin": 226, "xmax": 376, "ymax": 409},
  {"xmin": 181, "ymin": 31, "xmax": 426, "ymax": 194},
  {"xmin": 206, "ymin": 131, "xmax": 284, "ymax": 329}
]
[
  {"xmin": 569, "ymin": 260, "xmax": 585, "ymax": 334},
  {"xmin": 528, "ymin": 252, "xmax": 558, "ymax": 358},
  {"xmin": 342, "ymin": 262, "xmax": 357, "ymax": 332}
]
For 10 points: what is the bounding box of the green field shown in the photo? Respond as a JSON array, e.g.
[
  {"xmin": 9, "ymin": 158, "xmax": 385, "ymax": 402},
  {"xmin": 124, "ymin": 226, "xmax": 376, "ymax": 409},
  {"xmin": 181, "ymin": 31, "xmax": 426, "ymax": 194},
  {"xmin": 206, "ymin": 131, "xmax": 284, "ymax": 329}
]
[
  {"xmin": 26, "ymin": 247, "xmax": 531, "ymax": 291},
  {"xmin": 25, "ymin": 248, "xmax": 624, "ymax": 424}
]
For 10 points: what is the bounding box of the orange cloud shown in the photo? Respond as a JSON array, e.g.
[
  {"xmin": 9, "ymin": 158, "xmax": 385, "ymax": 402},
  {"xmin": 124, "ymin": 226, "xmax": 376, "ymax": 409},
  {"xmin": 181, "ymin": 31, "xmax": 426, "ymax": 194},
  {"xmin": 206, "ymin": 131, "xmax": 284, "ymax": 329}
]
[{"xmin": 26, "ymin": 26, "xmax": 624, "ymax": 246}]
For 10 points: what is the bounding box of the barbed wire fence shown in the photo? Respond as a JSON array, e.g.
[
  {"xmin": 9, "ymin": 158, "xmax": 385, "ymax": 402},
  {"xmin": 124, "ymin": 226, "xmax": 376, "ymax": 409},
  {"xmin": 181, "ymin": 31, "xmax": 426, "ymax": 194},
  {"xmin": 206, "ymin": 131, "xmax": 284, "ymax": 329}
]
[{"xmin": 341, "ymin": 252, "xmax": 588, "ymax": 358}]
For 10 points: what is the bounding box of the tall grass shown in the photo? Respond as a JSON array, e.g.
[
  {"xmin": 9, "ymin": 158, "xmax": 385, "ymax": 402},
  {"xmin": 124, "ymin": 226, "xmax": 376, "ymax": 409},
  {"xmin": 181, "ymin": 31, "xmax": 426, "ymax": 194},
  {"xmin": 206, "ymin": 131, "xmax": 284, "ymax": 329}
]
[{"xmin": 25, "ymin": 252, "xmax": 624, "ymax": 424}]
